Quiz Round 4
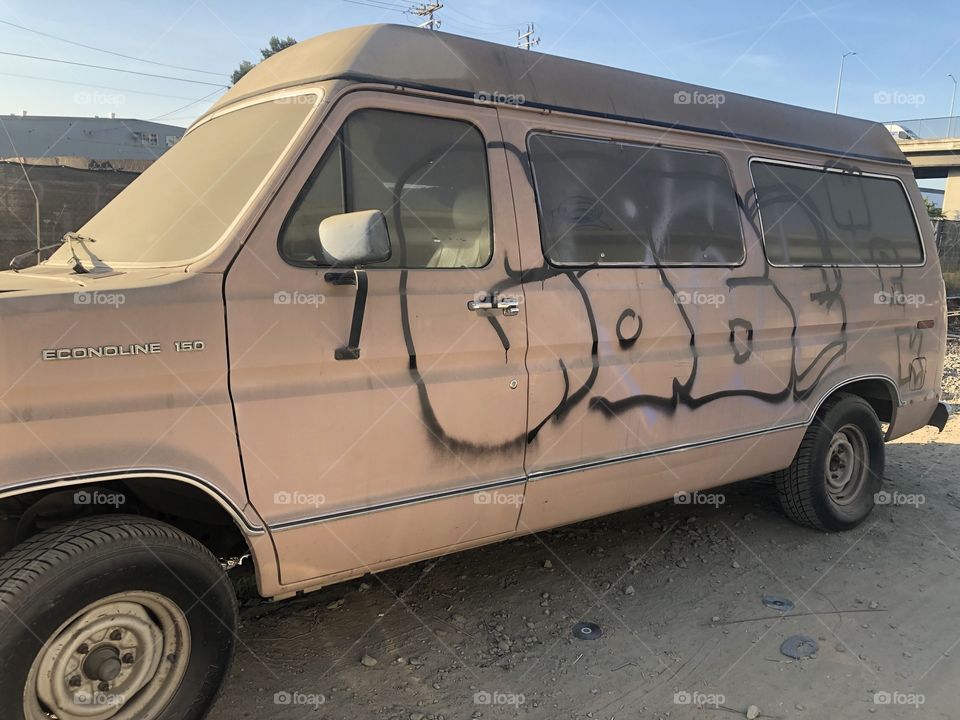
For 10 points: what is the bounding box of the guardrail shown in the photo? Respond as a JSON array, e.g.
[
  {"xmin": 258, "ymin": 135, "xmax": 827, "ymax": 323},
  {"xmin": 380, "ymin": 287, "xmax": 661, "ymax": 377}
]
[{"xmin": 887, "ymin": 117, "xmax": 960, "ymax": 140}]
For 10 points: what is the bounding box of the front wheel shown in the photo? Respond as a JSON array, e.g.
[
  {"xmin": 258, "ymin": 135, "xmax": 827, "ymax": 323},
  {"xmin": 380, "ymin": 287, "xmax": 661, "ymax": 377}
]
[
  {"xmin": 0, "ymin": 516, "xmax": 238, "ymax": 720},
  {"xmin": 775, "ymin": 394, "xmax": 885, "ymax": 531}
]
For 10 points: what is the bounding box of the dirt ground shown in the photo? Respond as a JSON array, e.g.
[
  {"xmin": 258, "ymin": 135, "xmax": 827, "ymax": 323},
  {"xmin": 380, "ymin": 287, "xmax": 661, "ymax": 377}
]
[{"xmin": 210, "ymin": 348, "xmax": 960, "ymax": 720}]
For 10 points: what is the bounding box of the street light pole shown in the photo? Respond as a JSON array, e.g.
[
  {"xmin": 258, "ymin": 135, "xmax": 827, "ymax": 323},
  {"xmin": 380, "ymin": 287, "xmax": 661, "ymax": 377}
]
[
  {"xmin": 834, "ymin": 51, "xmax": 856, "ymax": 114},
  {"xmin": 949, "ymin": 74, "xmax": 958, "ymax": 137}
]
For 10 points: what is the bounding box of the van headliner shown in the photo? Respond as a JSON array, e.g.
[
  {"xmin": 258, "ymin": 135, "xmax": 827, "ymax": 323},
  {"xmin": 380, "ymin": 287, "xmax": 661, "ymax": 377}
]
[{"xmin": 203, "ymin": 23, "xmax": 906, "ymax": 166}]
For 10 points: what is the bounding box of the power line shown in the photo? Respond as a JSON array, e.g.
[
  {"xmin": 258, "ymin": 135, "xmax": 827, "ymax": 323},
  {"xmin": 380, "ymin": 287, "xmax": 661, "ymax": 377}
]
[
  {"xmin": 444, "ymin": 7, "xmax": 518, "ymax": 30},
  {"xmin": 147, "ymin": 89, "xmax": 225, "ymax": 122},
  {"xmin": 0, "ymin": 19, "xmax": 227, "ymax": 77},
  {"xmin": 0, "ymin": 51, "xmax": 229, "ymax": 88},
  {"xmin": 341, "ymin": 0, "xmax": 408, "ymax": 12},
  {"xmin": 0, "ymin": 71, "xmax": 214, "ymax": 103}
]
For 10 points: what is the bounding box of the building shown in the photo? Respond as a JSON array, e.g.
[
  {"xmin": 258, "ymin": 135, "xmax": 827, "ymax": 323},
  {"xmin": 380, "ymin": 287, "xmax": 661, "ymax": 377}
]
[
  {"xmin": 0, "ymin": 114, "xmax": 184, "ymax": 164},
  {"xmin": 0, "ymin": 114, "xmax": 185, "ymax": 266}
]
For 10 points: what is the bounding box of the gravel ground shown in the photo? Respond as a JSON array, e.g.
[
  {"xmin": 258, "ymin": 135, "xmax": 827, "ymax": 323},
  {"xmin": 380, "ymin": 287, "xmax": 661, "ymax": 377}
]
[
  {"xmin": 942, "ymin": 342, "xmax": 959, "ymax": 402},
  {"xmin": 210, "ymin": 348, "xmax": 960, "ymax": 720}
]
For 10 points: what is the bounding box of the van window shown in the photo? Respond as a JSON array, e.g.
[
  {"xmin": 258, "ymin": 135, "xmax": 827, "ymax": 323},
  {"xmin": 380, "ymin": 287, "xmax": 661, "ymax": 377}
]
[
  {"xmin": 751, "ymin": 162, "xmax": 924, "ymax": 266},
  {"xmin": 48, "ymin": 95, "xmax": 317, "ymax": 267},
  {"xmin": 280, "ymin": 109, "xmax": 492, "ymax": 268},
  {"xmin": 528, "ymin": 133, "xmax": 744, "ymax": 266}
]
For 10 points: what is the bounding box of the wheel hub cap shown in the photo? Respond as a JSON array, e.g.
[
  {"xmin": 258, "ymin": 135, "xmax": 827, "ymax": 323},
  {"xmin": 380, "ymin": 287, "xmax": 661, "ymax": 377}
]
[
  {"xmin": 25, "ymin": 592, "xmax": 191, "ymax": 720},
  {"xmin": 825, "ymin": 424, "xmax": 869, "ymax": 505}
]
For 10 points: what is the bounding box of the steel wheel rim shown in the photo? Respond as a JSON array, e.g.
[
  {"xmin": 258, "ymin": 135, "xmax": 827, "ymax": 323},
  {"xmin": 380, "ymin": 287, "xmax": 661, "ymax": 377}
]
[
  {"xmin": 24, "ymin": 591, "xmax": 191, "ymax": 720},
  {"xmin": 824, "ymin": 423, "xmax": 869, "ymax": 506}
]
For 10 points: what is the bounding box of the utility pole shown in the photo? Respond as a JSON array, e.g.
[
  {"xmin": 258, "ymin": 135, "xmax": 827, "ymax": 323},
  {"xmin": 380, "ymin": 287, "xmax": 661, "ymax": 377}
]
[
  {"xmin": 411, "ymin": 3, "xmax": 442, "ymax": 30},
  {"xmin": 517, "ymin": 23, "xmax": 540, "ymax": 50},
  {"xmin": 833, "ymin": 51, "xmax": 856, "ymax": 114}
]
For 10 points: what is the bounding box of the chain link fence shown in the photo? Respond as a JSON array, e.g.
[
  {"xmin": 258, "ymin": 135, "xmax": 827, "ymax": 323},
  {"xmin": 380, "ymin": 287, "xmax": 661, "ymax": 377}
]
[{"xmin": 935, "ymin": 219, "xmax": 960, "ymax": 298}]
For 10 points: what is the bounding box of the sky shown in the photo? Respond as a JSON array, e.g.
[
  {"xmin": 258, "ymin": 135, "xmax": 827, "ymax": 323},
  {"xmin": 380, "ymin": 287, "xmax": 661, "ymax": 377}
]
[{"xmin": 1, "ymin": 0, "xmax": 958, "ymax": 132}]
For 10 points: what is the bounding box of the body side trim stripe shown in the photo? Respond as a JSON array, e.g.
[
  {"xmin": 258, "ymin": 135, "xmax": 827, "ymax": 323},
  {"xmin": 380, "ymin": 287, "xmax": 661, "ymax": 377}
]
[{"xmin": 269, "ymin": 475, "xmax": 528, "ymax": 531}]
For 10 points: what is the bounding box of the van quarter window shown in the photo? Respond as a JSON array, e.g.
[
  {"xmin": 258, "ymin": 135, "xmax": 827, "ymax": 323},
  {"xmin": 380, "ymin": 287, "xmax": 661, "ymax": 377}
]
[
  {"xmin": 280, "ymin": 109, "xmax": 493, "ymax": 269},
  {"xmin": 751, "ymin": 162, "xmax": 924, "ymax": 266},
  {"xmin": 528, "ymin": 133, "xmax": 744, "ymax": 266}
]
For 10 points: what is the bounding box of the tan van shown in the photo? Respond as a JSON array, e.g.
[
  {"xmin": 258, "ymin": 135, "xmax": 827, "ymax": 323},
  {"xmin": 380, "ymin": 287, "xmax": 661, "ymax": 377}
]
[{"xmin": 0, "ymin": 24, "xmax": 951, "ymax": 719}]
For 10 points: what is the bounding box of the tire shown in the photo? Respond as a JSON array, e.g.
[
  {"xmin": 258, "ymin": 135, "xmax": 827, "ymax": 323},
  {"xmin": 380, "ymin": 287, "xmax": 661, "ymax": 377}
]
[
  {"xmin": 0, "ymin": 515, "xmax": 238, "ymax": 720},
  {"xmin": 774, "ymin": 394, "xmax": 885, "ymax": 531}
]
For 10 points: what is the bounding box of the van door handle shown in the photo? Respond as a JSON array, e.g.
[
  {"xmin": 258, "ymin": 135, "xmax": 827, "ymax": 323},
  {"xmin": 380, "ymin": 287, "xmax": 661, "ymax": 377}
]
[{"xmin": 467, "ymin": 295, "xmax": 520, "ymax": 317}]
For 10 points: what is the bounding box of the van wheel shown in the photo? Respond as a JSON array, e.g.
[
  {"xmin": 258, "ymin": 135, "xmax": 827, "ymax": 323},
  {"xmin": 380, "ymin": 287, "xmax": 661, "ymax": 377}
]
[
  {"xmin": 0, "ymin": 515, "xmax": 237, "ymax": 720},
  {"xmin": 774, "ymin": 394, "xmax": 884, "ymax": 531}
]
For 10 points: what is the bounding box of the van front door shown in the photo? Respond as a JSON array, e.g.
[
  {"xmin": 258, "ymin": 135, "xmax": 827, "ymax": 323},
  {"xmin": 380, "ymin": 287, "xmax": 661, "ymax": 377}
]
[{"xmin": 226, "ymin": 93, "xmax": 528, "ymax": 587}]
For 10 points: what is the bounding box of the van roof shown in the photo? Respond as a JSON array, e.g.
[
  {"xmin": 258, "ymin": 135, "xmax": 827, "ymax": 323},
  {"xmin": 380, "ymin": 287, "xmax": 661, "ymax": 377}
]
[{"xmin": 206, "ymin": 24, "xmax": 906, "ymax": 165}]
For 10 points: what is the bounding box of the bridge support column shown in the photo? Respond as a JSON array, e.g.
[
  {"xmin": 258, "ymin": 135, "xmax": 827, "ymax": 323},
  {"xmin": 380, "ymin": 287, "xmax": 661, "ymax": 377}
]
[{"xmin": 945, "ymin": 168, "xmax": 960, "ymax": 220}]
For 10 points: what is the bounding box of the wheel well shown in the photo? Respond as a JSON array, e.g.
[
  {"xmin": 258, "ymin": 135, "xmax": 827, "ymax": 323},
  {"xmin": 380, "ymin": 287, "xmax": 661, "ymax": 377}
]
[
  {"xmin": 0, "ymin": 477, "xmax": 252, "ymax": 560},
  {"xmin": 823, "ymin": 379, "xmax": 897, "ymax": 423}
]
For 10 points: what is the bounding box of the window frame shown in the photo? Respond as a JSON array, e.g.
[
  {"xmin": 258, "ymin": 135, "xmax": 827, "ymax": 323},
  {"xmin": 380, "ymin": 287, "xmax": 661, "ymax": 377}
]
[
  {"xmin": 748, "ymin": 157, "xmax": 927, "ymax": 269},
  {"xmin": 525, "ymin": 129, "xmax": 748, "ymax": 269},
  {"xmin": 277, "ymin": 106, "xmax": 496, "ymax": 271}
]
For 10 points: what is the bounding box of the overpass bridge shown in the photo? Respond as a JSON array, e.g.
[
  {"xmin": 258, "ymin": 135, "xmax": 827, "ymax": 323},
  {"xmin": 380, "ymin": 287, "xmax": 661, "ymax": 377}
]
[{"xmin": 888, "ymin": 116, "xmax": 960, "ymax": 218}]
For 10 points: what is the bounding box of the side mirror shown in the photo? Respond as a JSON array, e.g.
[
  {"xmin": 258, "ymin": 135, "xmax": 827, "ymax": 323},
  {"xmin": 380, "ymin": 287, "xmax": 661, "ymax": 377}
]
[{"xmin": 318, "ymin": 210, "xmax": 391, "ymax": 267}]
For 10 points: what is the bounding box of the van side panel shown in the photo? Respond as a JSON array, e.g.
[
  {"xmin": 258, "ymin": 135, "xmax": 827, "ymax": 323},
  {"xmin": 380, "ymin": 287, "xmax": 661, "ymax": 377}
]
[{"xmin": 497, "ymin": 106, "xmax": 944, "ymax": 530}]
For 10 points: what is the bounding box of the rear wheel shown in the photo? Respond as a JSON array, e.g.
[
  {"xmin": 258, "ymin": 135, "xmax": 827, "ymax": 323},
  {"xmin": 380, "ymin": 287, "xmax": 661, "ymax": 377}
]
[
  {"xmin": 0, "ymin": 515, "xmax": 237, "ymax": 720},
  {"xmin": 775, "ymin": 394, "xmax": 884, "ymax": 531}
]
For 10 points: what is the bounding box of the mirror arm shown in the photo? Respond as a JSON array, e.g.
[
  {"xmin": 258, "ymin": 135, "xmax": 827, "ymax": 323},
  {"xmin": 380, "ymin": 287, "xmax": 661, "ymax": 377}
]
[{"xmin": 324, "ymin": 268, "xmax": 367, "ymax": 360}]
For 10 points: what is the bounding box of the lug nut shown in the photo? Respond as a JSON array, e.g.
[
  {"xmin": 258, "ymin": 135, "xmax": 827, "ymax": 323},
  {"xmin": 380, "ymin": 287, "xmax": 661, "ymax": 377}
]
[
  {"xmin": 77, "ymin": 644, "xmax": 89, "ymax": 655},
  {"xmin": 69, "ymin": 676, "xmax": 82, "ymax": 688},
  {"xmin": 122, "ymin": 653, "xmax": 134, "ymax": 664},
  {"xmin": 98, "ymin": 681, "xmax": 110, "ymax": 692},
  {"xmin": 109, "ymin": 629, "xmax": 123, "ymax": 641}
]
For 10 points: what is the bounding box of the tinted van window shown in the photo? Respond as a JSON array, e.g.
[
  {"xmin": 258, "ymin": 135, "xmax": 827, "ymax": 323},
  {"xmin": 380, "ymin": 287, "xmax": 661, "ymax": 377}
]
[
  {"xmin": 752, "ymin": 162, "xmax": 924, "ymax": 266},
  {"xmin": 281, "ymin": 109, "xmax": 492, "ymax": 268},
  {"xmin": 528, "ymin": 134, "xmax": 744, "ymax": 266}
]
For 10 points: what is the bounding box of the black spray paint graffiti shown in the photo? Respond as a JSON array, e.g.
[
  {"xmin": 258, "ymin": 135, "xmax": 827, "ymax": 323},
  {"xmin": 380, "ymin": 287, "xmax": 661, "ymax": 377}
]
[{"xmin": 383, "ymin": 140, "xmax": 925, "ymax": 456}]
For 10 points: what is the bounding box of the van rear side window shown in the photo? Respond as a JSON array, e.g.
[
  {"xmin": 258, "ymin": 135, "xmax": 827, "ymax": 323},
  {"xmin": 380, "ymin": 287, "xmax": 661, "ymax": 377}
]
[
  {"xmin": 751, "ymin": 162, "xmax": 924, "ymax": 266},
  {"xmin": 280, "ymin": 109, "xmax": 493, "ymax": 269},
  {"xmin": 528, "ymin": 133, "xmax": 744, "ymax": 266}
]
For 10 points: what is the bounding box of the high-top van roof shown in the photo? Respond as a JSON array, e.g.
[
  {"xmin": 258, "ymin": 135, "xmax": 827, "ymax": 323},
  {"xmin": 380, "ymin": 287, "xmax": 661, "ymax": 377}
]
[{"xmin": 205, "ymin": 24, "xmax": 906, "ymax": 165}]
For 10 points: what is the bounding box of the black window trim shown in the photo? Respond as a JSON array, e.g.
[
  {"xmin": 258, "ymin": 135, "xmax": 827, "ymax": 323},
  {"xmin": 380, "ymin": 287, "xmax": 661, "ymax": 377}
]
[
  {"xmin": 277, "ymin": 106, "xmax": 496, "ymax": 271},
  {"xmin": 748, "ymin": 157, "xmax": 927, "ymax": 269},
  {"xmin": 525, "ymin": 129, "xmax": 748, "ymax": 269}
]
